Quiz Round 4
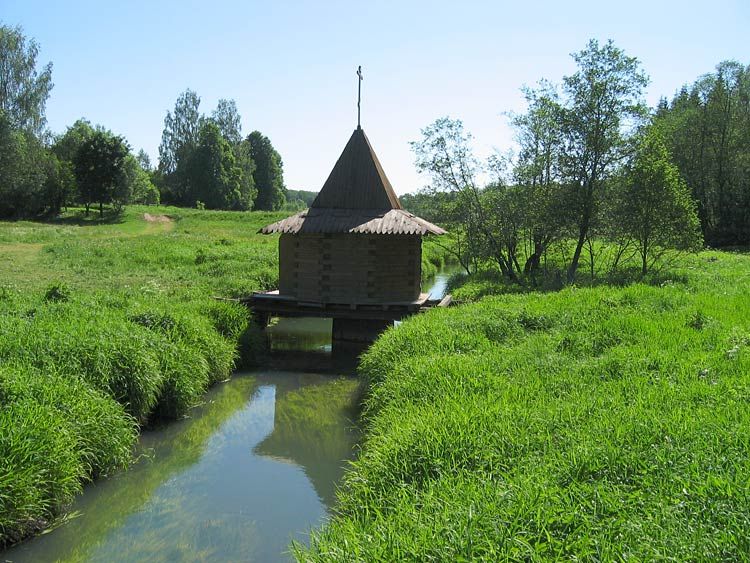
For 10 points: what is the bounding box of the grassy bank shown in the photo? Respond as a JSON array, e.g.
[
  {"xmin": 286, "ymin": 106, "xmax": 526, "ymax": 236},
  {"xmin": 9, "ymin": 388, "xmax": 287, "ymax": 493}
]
[
  {"xmin": 300, "ymin": 250, "xmax": 750, "ymax": 560},
  {"xmin": 0, "ymin": 204, "xmax": 455, "ymax": 546},
  {"xmin": 0, "ymin": 206, "xmax": 286, "ymax": 545}
]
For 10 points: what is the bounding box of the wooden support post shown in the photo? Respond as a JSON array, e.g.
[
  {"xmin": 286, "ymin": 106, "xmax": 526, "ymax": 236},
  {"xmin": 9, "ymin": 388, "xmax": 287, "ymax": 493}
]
[{"xmin": 251, "ymin": 310, "xmax": 270, "ymax": 330}]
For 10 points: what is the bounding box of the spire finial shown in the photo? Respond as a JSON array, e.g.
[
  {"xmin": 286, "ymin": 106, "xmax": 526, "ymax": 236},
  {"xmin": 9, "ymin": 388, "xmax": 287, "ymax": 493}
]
[{"xmin": 357, "ymin": 65, "xmax": 363, "ymax": 129}]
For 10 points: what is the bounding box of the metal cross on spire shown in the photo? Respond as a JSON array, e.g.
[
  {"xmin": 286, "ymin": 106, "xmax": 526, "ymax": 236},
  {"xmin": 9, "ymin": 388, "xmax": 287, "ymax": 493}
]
[{"xmin": 357, "ymin": 65, "xmax": 363, "ymax": 129}]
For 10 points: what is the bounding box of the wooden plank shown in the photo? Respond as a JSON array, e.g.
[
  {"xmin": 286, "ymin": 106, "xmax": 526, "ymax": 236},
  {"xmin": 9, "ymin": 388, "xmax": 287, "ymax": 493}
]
[{"xmin": 437, "ymin": 294, "xmax": 453, "ymax": 308}]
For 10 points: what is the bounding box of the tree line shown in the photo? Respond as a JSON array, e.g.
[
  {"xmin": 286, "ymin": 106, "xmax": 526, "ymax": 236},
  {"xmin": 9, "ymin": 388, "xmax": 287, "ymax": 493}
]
[
  {"xmin": 410, "ymin": 40, "xmax": 747, "ymax": 281},
  {"xmin": 655, "ymin": 62, "xmax": 750, "ymax": 247},
  {"xmin": 155, "ymin": 91, "xmax": 286, "ymax": 211},
  {"xmin": 0, "ymin": 24, "xmax": 288, "ymax": 219}
]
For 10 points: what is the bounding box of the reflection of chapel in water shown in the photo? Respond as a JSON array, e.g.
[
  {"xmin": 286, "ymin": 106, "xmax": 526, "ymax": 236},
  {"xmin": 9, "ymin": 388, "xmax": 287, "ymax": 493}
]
[
  {"xmin": 252, "ymin": 124, "xmax": 446, "ymax": 348},
  {"xmin": 254, "ymin": 375, "xmax": 361, "ymax": 507}
]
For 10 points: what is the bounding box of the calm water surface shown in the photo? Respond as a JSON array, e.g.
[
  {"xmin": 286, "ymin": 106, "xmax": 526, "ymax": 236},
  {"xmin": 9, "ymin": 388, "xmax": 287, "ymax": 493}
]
[
  {"xmin": 427, "ymin": 266, "xmax": 461, "ymax": 300},
  {"xmin": 3, "ymin": 371, "xmax": 361, "ymax": 562}
]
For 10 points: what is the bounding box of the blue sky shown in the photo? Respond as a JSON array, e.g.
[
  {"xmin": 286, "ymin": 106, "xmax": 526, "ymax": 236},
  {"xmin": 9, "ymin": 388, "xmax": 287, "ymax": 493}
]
[{"xmin": 3, "ymin": 0, "xmax": 749, "ymax": 194}]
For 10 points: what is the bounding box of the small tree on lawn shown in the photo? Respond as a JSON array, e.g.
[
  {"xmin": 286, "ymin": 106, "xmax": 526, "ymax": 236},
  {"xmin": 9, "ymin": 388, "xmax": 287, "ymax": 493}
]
[
  {"xmin": 74, "ymin": 131, "xmax": 129, "ymax": 216},
  {"xmin": 615, "ymin": 127, "xmax": 702, "ymax": 275}
]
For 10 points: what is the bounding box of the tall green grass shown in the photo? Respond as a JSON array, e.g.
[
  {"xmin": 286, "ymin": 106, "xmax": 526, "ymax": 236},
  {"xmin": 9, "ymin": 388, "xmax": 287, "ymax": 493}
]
[
  {"xmin": 299, "ymin": 251, "xmax": 750, "ymax": 560},
  {"xmin": 0, "ymin": 363, "xmax": 136, "ymax": 544},
  {"xmin": 0, "ymin": 206, "xmax": 280, "ymax": 546},
  {"xmin": 0, "ymin": 290, "xmax": 253, "ymax": 545}
]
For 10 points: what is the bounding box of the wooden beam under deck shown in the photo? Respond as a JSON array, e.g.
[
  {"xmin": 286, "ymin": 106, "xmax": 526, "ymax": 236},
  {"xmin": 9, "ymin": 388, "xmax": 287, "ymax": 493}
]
[{"xmin": 244, "ymin": 290, "xmax": 448, "ymax": 321}]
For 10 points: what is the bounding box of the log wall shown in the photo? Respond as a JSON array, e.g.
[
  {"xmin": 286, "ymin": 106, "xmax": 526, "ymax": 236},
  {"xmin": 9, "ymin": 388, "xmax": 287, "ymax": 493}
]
[{"xmin": 279, "ymin": 233, "xmax": 421, "ymax": 303}]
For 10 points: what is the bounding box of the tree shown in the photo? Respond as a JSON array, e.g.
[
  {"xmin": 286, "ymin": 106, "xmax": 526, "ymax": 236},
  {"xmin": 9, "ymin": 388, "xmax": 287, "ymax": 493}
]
[
  {"xmin": 124, "ymin": 155, "xmax": 159, "ymax": 205},
  {"xmin": 0, "ymin": 25, "xmax": 53, "ymax": 137},
  {"xmin": 0, "ymin": 25, "xmax": 66, "ymax": 218},
  {"xmin": 511, "ymin": 82, "xmax": 568, "ymax": 277},
  {"xmin": 40, "ymin": 151, "xmax": 75, "ymax": 215},
  {"xmin": 233, "ymin": 139, "xmax": 257, "ymax": 209},
  {"xmin": 656, "ymin": 61, "xmax": 750, "ymax": 246},
  {"xmin": 211, "ymin": 99, "xmax": 242, "ymax": 145},
  {"xmin": 0, "ymin": 110, "xmax": 44, "ymax": 216},
  {"xmin": 52, "ymin": 118, "xmax": 96, "ymax": 160},
  {"xmin": 411, "ymin": 117, "xmax": 520, "ymax": 278},
  {"xmin": 285, "ymin": 189, "xmax": 318, "ymax": 209},
  {"xmin": 74, "ymin": 131, "xmax": 130, "ymax": 216},
  {"xmin": 158, "ymin": 89, "xmax": 202, "ymax": 203},
  {"xmin": 246, "ymin": 131, "xmax": 285, "ymax": 210},
  {"xmin": 613, "ymin": 127, "xmax": 702, "ymax": 274},
  {"xmin": 136, "ymin": 149, "xmax": 152, "ymax": 172},
  {"xmin": 184, "ymin": 121, "xmax": 253, "ymax": 210},
  {"xmin": 560, "ymin": 39, "xmax": 649, "ymax": 281},
  {"xmin": 51, "ymin": 119, "xmax": 96, "ymax": 204}
]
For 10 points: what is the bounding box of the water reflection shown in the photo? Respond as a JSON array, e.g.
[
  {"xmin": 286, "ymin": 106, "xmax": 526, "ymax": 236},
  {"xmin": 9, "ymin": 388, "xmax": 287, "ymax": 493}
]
[
  {"xmin": 267, "ymin": 318, "xmax": 332, "ymax": 353},
  {"xmin": 255, "ymin": 376, "xmax": 361, "ymax": 507},
  {"xmin": 4, "ymin": 373, "xmax": 360, "ymax": 563}
]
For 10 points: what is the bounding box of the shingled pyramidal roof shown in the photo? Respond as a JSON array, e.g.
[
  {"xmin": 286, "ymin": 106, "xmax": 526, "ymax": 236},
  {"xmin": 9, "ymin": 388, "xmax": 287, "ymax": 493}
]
[{"xmin": 260, "ymin": 127, "xmax": 445, "ymax": 236}]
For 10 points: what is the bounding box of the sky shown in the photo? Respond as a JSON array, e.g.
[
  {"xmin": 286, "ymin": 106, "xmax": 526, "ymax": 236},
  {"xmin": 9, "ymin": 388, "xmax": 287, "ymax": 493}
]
[{"xmin": 3, "ymin": 0, "xmax": 749, "ymax": 195}]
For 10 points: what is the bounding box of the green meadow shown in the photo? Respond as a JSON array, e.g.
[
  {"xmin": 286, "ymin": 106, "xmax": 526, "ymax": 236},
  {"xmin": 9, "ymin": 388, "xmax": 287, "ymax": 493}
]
[
  {"xmin": 4, "ymin": 206, "xmax": 748, "ymax": 558},
  {"xmin": 300, "ymin": 250, "xmax": 750, "ymax": 560},
  {"xmin": 0, "ymin": 206, "xmax": 285, "ymax": 545},
  {"xmin": 0, "ymin": 206, "xmax": 447, "ymax": 547}
]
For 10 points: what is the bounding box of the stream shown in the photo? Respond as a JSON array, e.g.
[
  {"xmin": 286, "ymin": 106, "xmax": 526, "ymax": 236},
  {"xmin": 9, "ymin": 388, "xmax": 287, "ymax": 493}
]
[{"xmin": 2, "ymin": 268, "xmax": 455, "ymax": 563}]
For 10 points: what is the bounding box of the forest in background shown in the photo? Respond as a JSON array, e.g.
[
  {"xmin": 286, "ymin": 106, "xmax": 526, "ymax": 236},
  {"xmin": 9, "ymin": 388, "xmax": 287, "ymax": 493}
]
[{"xmin": 0, "ymin": 24, "xmax": 318, "ymax": 219}]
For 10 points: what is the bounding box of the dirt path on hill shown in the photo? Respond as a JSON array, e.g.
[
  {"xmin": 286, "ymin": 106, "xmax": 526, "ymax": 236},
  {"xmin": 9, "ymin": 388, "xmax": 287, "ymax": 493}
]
[{"xmin": 142, "ymin": 213, "xmax": 175, "ymax": 233}]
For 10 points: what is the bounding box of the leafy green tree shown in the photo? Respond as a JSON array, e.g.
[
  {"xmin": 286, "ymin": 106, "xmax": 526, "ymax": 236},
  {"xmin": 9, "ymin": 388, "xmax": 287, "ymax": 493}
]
[
  {"xmin": 0, "ymin": 109, "xmax": 71, "ymax": 217},
  {"xmin": 41, "ymin": 152, "xmax": 76, "ymax": 215},
  {"xmin": 51, "ymin": 119, "xmax": 96, "ymax": 205},
  {"xmin": 511, "ymin": 83, "xmax": 568, "ymax": 276},
  {"xmin": 52, "ymin": 118, "xmax": 95, "ymax": 162},
  {"xmin": 124, "ymin": 155, "xmax": 159, "ymax": 205},
  {"xmin": 560, "ymin": 39, "xmax": 649, "ymax": 281},
  {"xmin": 412, "ymin": 117, "xmax": 520, "ymax": 278},
  {"xmin": 0, "ymin": 26, "xmax": 68, "ymax": 218},
  {"xmin": 74, "ymin": 131, "xmax": 130, "ymax": 216},
  {"xmin": 656, "ymin": 61, "xmax": 750, "ymax": 245},
  {"xmin": 246, "ymin": 131, "xmax": 285, "ymax": 210},
  {"xmin": 184, "ymin": 121, "xmax": 253, "ymax": 210},
  {"xmin": 613, "ymin": 127, "xmax": 702, "ymax": 274},
  {"xmin": 136, "ymin": 149, "xmax": 152, "ymax": 172},
  {"xmin": 284, "ymin": 189, "xmax": 318, "ymax": 210},
  {"xmin": 232, "ymin": 139, "xmax": 257, "ymax": 209},
  {"xmin": 0, "ymin": 24, "xmax": 53, "ymax": 136},
  {"xmin": 399, "ymin": 191, "xmax": 444, "ymax": 222},
  {"xmin": 0, "ymin": 110, "xmax": 43, "ymax": 216},
  {"xmin": 211, "ymin": 99, "xmax": 242, "ymax": 145},
  {"xmin": 158, "ymin": 89, "xmax": 202, "ymax": 203}
]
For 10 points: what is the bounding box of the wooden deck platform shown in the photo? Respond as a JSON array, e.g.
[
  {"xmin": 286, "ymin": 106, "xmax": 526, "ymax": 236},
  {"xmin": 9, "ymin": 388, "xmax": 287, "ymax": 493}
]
[{"xmin": 244, "ymin": 290, "xmax": 450, "ymax": 321}]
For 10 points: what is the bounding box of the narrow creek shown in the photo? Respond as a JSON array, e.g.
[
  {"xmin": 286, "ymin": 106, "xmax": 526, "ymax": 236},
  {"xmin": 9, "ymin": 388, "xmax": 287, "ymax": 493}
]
[{"xmin": 2, "ymin": 268, "xmax": 456, "ymax": 563}]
